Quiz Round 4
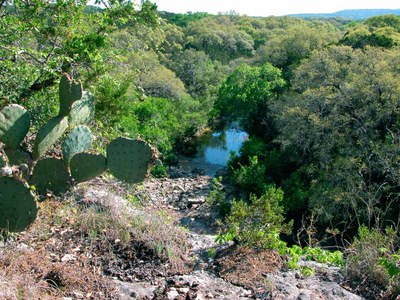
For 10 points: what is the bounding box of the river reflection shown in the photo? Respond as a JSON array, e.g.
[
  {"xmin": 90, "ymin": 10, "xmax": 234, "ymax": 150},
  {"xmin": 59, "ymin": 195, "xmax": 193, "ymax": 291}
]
[{"xmin": 178, "ymin": 124, "xmax": 248, "ymax": 176}]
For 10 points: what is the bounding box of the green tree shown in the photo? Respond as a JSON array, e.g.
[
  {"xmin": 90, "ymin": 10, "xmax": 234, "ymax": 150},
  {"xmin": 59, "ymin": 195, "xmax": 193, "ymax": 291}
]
[
  {"xmin": 254, "ymin": 22, "xmax": 341, "ymax": 76},
  {"xmin": 215, "ymin": 63, "xmax": 285, "ymax": 140},
  {"xmin": 340, "ymin": 15, "xmax": 400, "ymax": 49},
  {"xmin": 277, "ymin": 45, "xmax": 400, "ymax": 229},
  {"xmin": 185, "ymin": 15, "xmax": 254, "ymax": 63},
  {"xmin": 0, "ymin": 0, "xmax": 157, "ymax": 122}
]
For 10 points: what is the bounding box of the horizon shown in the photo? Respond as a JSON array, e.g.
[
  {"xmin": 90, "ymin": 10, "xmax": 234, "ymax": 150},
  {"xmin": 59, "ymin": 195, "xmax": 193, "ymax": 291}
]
[{"xmin": 150, "ymin": 0, "xmax": 400, "ymax": 17}]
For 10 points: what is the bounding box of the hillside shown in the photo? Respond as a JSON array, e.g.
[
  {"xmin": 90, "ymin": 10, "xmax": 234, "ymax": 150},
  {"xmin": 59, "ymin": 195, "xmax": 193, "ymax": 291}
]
[
  {"xmin": 2, "ymin": 2, "xmax": 400, "ymax": 299},
  {"xmin": 289, "ymin": 8, "xmax": 400, "ymax": 20}
]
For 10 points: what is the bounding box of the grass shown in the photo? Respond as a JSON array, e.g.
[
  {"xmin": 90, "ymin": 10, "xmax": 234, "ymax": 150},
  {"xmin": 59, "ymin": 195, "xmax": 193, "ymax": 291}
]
[{"xmin": 0, "ymin": 178, "xmax": 191, "ymax": 299}]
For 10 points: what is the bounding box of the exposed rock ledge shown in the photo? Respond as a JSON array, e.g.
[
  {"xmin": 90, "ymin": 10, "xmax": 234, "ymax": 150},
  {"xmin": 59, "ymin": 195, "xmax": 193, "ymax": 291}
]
[{"xmin": 87, "ymin": 167, "xmax": 363, "ymax": 300}]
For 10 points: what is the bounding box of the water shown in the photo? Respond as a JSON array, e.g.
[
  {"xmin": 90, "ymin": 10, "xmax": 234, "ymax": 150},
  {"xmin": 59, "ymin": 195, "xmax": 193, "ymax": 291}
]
[{"xmin": 178, "ymin": 124, "xmax": 248, "ymax": 176}]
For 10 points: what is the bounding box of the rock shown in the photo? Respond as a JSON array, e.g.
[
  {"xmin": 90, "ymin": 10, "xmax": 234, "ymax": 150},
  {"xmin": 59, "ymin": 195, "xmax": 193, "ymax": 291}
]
[
  {"xmin": 192, "ymin": 168, "xmax": 205, "ymax": 175},
  {"xmin": 178, "ymin": 287, "xmax": 190, "ymax": 293},
  {"xmin": 188, "ymin": 198, "xmax": 206, "ymax": 204},
  {"xmin": 167, "ymin": 271, "xmax": 253, "ymax": 299},
  {"xmin": 167, "ymin": 288, "xmax": 179, "ymax": 299},
  {"xmin": 174, "ymin": 184, "xmax": 185, "ymax": 192},
  {"xmin": 114, "ymin": 280, "xmax": 157, "ymax": 300},
  {"xmin": 265, "ymin": 269, "xmax": 363, "ymax": 300},
  {"xmin": 16, "ymin": 243, "xmax": 33, "ymax": 253},
  {"xmin": 61, "ymin": 254, "xmax": 76, "ymax": 262}
]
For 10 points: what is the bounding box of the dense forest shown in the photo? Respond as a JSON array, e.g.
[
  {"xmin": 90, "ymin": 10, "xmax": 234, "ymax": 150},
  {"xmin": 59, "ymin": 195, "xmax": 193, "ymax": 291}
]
[{"xmin": 1, "ymin": 0, "xmax": 400, "ymax": 298}]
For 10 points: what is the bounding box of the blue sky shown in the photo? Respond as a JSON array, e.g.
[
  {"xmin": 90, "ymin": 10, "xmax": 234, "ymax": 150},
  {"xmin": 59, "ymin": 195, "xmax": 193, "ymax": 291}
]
[{"xmin": 150, "ymin": 0, "xmax": 400, "ymax": 16}]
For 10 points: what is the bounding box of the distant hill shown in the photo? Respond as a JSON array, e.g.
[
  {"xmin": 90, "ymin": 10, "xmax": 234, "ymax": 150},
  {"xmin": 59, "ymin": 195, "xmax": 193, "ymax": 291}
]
[{"xmin": 289, "ymin": 9, "xmax": 400, "ymax": 20}]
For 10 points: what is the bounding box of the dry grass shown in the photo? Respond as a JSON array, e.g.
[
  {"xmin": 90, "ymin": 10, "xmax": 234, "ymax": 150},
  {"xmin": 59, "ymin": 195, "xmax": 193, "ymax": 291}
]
[
  {"xmin": 0, "ymin": 248, "xmax": 115, "ymax": 299},
  {"xmin": 215, "ymin": 246, "xmax": 282, "ymax": 290},
  {"xmin": 0, "ymin": 179, "xmax": 192, "ymax": 299}
]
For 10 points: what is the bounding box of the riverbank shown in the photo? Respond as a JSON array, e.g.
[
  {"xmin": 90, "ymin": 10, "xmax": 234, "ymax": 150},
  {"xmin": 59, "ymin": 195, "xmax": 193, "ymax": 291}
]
[{"xmin": 0, "ymin": 168, "xmax": 363, "ymax": 299}]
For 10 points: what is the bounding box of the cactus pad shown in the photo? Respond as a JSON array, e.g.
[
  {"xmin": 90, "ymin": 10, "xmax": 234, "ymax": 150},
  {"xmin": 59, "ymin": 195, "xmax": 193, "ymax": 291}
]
[
  {"xmin": 0, "ymin": 177, "xmax": 37, "ymax": 232},
  {"xmin": 0, "ymin": 104, "xmax": 30, "ymax": 149},
  {"xmin": 59, "ymin": 74, "xmax": 83, "ymax": 117},
  {"xmin": 4, "ymin": 148, "xmax": 31, "ymax": 166},
  {"xmin": 32, "ymin": 116, "xmax": 68, "ymax": 160},
  {"xmin": 62, "ymin": 126, "xmax": 92, "ymax": 165},
  {"xmin": 0, "ymin": 152, "xmax": 6, "ymax": 168},
  {"xmin": 70, "ymin": 153, "xmax": 107, "ymax": 183},
  {"xmin": 69, "ymin": 91, "xmax": 95, "ymax": 127},
  {"xmin": 106, "ymin": 138, "xmax": 152, "ymax": 183},
  {"xmin": 30, "ymin": 158, "xmax": 70, "ymax": 194}
]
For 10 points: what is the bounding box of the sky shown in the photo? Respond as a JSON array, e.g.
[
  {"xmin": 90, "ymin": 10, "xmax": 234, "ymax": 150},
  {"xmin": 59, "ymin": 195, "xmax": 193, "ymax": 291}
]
[{"xmin": 150, "ymin": 0, "xmax": 400, "ymax": 16}]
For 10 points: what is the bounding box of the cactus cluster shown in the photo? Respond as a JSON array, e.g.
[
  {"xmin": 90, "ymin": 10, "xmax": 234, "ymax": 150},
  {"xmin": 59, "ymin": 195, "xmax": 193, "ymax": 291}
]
[{"xmin": 0, "ymin": 74, "xmax": 153, "ymax": 232}]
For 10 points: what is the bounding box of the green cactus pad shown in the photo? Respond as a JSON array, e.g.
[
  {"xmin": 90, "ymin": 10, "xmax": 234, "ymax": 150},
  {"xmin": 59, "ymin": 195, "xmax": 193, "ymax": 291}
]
[
  {"xmin": 62, "ymin": 126, "xmax": 92, "ymax": 165},
  {"xmin": 30, "ymin": 158, "xmax": 70, "ymax": 195},
  {"xmin": 0, "ymin": 152, "xmax": 6, "ymax": 168},
  {"xmin": 69, "ymin": 91, "xmax": 95, "ymax": 127},
  {"xmin": 106, "ymin": 138, "xmax": 152, "ymax": 183},
  {"xmin": 70, "ymin": 153, "xmax": 107, "ymax": 183},
  {"xmin": 58, "ymin": 74, "xmax": 83, "ymax": 117},
  {"xmin": 4, "ymin": 148, "xmax": 31, "ymax": 166},
  {"xmin": 0, "ymin": 104, "xmax": 30, "ymax": 149},
  {"xmin": 32, "ymin": 116, "xmax": 68, "ymax": 160},
  {"xmin": 0, "ymin": 177, "xmax": 37, "ymax": 232}
]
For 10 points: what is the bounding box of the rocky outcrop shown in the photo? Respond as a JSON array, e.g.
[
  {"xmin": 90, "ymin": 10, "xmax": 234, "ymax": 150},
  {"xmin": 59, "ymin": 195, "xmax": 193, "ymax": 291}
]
[{"xmin": 95, "ymin": 167, "xmax": 363, "ymax": 300}]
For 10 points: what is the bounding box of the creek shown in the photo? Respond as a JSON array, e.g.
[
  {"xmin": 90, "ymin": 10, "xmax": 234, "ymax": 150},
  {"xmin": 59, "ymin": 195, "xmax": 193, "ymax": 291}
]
[{"xmin": 177, "ymin": 123, "xmax": 248, "ymax": 176}]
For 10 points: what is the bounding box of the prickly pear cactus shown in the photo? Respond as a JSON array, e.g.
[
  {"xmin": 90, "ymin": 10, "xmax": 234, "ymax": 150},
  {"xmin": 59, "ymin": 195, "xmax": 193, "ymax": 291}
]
[
  {"xmin": 69, "ymin": 91, "xmax": 95, "ymax": 127},
  {"xmin": 0, "ymin": 177, "xmax": 37, "ymax": 232},
  {"xmin": 30, "ymin": 158, "xmax": 70, "ymax": 195},
  {"xmin": 59, "ymin": 74, "xmax": 83, "ymax": 117},
  {"xmin": 0, "ymin": 104, "xmax": 30, "ymax": 149},
  {"xmin": 4, "ymin": 148, "xmax": 31, "ymax": 167},
  {"xmin": 70, "ymin": 153, "xmax": 107, "ymax": 183},
  {"xmin": 62, "ymin": 125, "xmax": 92, "ymax": 165},
  {"xmin": 0, "ymin": 151, "xmax": 6, "ymax": 168},
  {"xmin": 32, "ymin": 116, "xmax": 68, "ymax": 160},
  {"xmin": 106, "ymin": 138, "xmax": 152, "ymax": 183}
]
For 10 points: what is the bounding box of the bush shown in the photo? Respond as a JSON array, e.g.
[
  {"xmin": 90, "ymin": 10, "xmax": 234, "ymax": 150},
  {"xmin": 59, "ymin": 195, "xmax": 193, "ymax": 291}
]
[
  {"xmin": 150, "ymin": 165, "xmax": 167, "ymax": 178},
  {"xmin": 346, "ymin": 226, "xmax": 399, "ymax": 295},
  {"xmin": 207, "ymin": 176, "xmax": 230, "ymax": 216},
  {"xmin": 232, "ymin": 156, "xmax": 268, "ymax": 195},
  {"xmin": 216, "ymin": 186, "xmax": 292, "ymax": 250}
]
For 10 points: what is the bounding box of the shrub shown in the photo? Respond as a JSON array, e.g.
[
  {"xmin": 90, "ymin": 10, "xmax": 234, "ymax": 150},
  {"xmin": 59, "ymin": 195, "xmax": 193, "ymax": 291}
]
[
  {"xmin": 150, "ymin": 165, "xmax": 167, "ymax": 178},
  {"xmin": 345, "ymin": 226, "xmax": 399, "ymax": 293},
  {"xmin": 232, "ymin": 156, "xmax": 268, "ymax": 195},
  {"xmin": 216, "ymin": 186, "xmax": 292, "ymax": 250},
  {"xmin": 207, "ymin": 176, "xmax": 230, "ymax": 216}
]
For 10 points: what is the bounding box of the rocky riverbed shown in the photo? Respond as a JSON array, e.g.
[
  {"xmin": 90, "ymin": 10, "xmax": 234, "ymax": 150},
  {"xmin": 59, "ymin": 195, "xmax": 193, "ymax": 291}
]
[{"xmin": 91, "ymin": 166, "xmax": 363, "ymax": 300}]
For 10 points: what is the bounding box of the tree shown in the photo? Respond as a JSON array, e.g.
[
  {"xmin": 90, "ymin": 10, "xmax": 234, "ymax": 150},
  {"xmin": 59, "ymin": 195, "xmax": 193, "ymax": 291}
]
[
  {"xmin": 254, "ymin": 21, "xmax": 341, "ymax": 77},
  {"xmin": 0, "ymin": 0, "xmax": 157, "ymax": 114},
  {"xmin": 215, "ymin": 63, "xmax": 285, "ymax": 140},
  {"xmin": 340, "ymin": 15, "xmax": 400, "ymax": 49},
  {"xmin": 277, "ymin": 45, "xmax": 400, "ymax": 229},
  {"xmin": 184, "ymin": 15, "xmax": 254, "ymax": 63}
]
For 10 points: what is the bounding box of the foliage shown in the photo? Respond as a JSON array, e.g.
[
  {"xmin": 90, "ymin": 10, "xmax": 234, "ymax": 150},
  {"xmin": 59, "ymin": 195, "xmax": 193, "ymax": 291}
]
[
  {"xmin": 150, "ymin": 165, "xmax": 167, "ymax": 178},
  {"xmin": 278, "ymin": 45, "xmax": 400, "ymax": 229},
  {"xmin": 206, "ymin": 176, "xmax": 230, "ymax": 216},
  {"xmin": 346, "ymin": 226, "xmax": 399, "ymax": 295},
  {"xmin": 0, "ymin": 75, "xmax": 153, "ymax": 232},
  {"xmin": 131, "ymin": 96, "xmax": 205, "ymax": 155},
  {"xmin": 216, "ymin": 186, "xmax": 292, "ymax": 250},
  {"xmin": 232, "ymin": 156, "xmax": 268, "ymax": 195},
  {"xmin": 215, "ymin": 63, "xmax": 285, "ymax": 139},
  {"xmin": 0, "ymin": 0, "xmax": 157, "ymax": 114},
  {"xmin": 185, "ymin": 15, "xmax": 255, "ymax": 63},
  {"xmin": 254, "ymin": 21, "xmax": 341, "ymax": 76},
  {"xmin": 160, "ymin": 11, "xmax": 211, "ymax": 27},
  {"xmin": 379, "ymin": 251, "xmax": 400, "ymax": 293},
  {"xmin": 340, "ymin": 15, "xmax": 400, "ymax": 49}
]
